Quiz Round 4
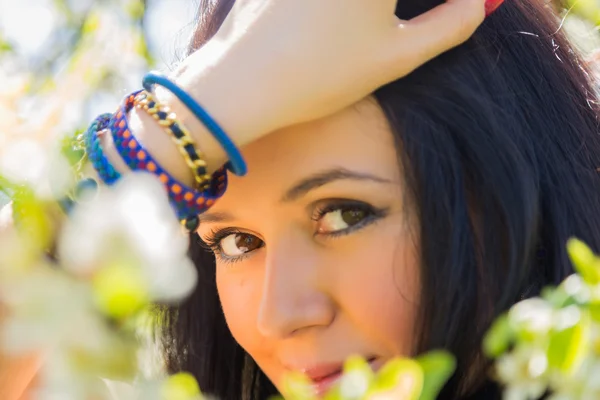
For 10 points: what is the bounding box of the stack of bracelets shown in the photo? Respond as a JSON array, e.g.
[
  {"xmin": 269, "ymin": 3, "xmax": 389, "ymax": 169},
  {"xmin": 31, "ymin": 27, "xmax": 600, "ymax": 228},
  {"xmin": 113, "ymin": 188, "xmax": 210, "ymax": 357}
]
[{"xmin": 73, "ymin": 72, "xmax": 247, "ymax": 232}]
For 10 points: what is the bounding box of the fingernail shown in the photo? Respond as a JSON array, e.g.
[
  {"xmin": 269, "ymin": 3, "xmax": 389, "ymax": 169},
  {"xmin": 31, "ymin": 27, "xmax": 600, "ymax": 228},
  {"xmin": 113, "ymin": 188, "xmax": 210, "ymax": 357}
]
[{"xmin": 485, "ymin": 0, "xmax": 504, "ymax": 16}]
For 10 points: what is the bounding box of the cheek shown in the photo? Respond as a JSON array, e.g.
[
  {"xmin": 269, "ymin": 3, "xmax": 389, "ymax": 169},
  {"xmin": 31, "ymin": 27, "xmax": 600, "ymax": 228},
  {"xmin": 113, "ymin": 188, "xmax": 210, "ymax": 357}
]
[
  {"xmin": 216, "ymin": 216, "xmax": 421, "ymax": 362},
  {"xmin": 328, "ymin": 219, "xmax": 420, "ymax": 356},
  {"xmin": 216, "ymin": 268, "xmax": 272, "ymax": 358}
]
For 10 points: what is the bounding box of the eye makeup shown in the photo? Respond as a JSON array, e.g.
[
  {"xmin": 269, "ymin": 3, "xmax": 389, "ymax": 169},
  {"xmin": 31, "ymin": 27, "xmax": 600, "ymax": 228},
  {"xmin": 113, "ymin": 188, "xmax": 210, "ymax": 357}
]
[{"xmin": 201, "ymin": 199, "xmax": 389, "ymax": 265}]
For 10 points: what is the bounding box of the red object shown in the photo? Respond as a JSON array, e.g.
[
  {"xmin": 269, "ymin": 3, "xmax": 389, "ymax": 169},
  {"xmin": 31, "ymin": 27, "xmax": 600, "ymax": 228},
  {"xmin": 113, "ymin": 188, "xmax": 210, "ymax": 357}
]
[
  {"xmin": 302, "ymin": 362, "xmax": 345, "ymax": 382},
  {"xmin": 485, "ymin": 0, "xmax": 504, "ymax": 16}
]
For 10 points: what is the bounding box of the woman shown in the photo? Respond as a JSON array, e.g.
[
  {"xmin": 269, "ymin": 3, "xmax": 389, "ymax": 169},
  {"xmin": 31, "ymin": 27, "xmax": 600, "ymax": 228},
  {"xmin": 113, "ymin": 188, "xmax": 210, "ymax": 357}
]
[
  {"xmin": 144, "ymin": 0, "xmax": 600, "ymax": 399},
  {"xmin": 5, "ymin": 0, "xmax": 599, "ymax": 398},
  {"xmin": 3, "ymin": 0, "xmax": 483, "ymax": 397}
]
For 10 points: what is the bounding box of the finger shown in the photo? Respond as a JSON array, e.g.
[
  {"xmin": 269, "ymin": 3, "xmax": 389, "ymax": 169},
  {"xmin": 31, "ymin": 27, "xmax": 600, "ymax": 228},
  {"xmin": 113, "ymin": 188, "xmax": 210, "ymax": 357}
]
[{"xmin": 391, "ymin": 0, "xmax": 485, "ymax": 68}]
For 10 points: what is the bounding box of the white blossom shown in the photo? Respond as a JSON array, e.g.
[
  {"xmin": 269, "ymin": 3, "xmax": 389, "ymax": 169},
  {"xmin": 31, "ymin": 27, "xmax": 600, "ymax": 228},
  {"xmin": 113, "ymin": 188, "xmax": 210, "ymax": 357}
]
[
  {"xmin": 497, "ymin": 346, "xmax": 549, "ymax": 400},
  {"xmin": 57, "ymin": 173, "xmax": 197, "ymax": 303}
]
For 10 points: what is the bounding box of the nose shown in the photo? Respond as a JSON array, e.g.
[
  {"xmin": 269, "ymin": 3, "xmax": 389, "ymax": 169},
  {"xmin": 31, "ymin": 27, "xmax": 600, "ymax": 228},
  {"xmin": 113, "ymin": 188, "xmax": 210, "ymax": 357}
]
[{"xmin": 256, "ymin": 228, "xmax": 335, "ymax": 339}]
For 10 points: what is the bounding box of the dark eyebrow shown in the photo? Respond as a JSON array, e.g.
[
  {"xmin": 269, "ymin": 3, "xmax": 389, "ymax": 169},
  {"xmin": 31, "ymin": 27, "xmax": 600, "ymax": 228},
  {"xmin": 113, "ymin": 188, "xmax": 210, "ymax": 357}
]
[
  {"xmin": 281, "ymin": 167, "xmax": 393, "ymax": 203},
  {"xmin": 197, "ymin": 211, "xmax": 235, "ymax": 224}
]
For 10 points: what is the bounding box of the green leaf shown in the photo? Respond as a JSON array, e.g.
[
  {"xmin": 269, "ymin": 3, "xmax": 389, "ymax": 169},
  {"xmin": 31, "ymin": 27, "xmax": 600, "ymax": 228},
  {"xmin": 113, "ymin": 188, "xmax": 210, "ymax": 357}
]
[
  {"xmin": 82, "ymin": 12, "xmax": 100, "ymax": 35},
  {"xmin": 280, "ymin": 371, "xmax": 317, "ymax": 400},
  {"xmin": 367, "ymin": 358, "xmax": 423, "ymax": 400},
  {"xmin": 134, "ymin": 30, "xmax": 156, "ymax": 67},
  {"xmin": 0, "ymin": 37, "xmax": 13, "ymax": 53},
  {"xmin": 546, "ymin": 306, "xmax": 590, "ymax": 374},
  {"xmin": 11, "ymin": 186, "xmax": 53, "ymax": 250},
  {"xmin": 483, "ymin": 314, "xmax": 513, "ymax": 358},
  {"xmin": 541, "ymin": 285, "xmax": 571, "ymax": 308},
  {"xmin": 344, "ymin": 355, "xmax": 374, "ymax": 372},
  {"xmin": 567, "ymin": 238, "xmax": 600, "ymax": 285},
  {"xmin": 160, "ymin": 372, "xmax": 203, "ymax": 400},
  {"xmin": 588, "ymin": 286, "xmax": 600, "ymax": 322},
  {"xmin": 415, "ymin": 351, "xmax": 456, "ymax": 400},
  {"xmin": 92, "ymin": 262, "xmax": 150, "ymax": 321},
  {"xmin": 566, "ymin": 0, "xmax": 600, "ymax": 25},
  {"xmin": 61, "ymin": 129, "xmax": 86, "ymax": 167},
  {"xmin": 52, "ymin": 0, "xmax": 71, "ymax": 16},
  {"xmin": 125, "ymin": 0, "xmax": 146, "ymax": 20}
]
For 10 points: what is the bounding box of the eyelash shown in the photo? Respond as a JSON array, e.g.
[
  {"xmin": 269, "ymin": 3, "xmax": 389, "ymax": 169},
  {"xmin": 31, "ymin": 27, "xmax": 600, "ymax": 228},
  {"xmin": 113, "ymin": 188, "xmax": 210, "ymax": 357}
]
[
  {"xmin": 201, "ymin": 227, "xmax": 255, "ymax": 264},
  {"xmin": 202, "ymin": 200, "xmax": 387, "ymax": 264},
  {"xmin": 310, "ymin": 200, "xmax": 386, "ymax": 238}
]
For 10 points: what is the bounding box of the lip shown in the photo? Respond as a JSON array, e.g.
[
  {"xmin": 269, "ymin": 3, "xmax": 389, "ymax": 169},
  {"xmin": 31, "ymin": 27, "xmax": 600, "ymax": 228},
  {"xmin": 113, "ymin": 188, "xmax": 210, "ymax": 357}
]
[
  {"xmin": 291, "ymin": 357, "xmax": 381, "ymax": 397},
  {"xmin": 303, "ymin": 362, "xmax": 348, "ymax": 382}
]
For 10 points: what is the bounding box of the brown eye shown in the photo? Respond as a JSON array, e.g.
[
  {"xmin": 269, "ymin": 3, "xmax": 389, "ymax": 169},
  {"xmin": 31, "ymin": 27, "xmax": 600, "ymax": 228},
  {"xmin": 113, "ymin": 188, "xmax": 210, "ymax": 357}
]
[
  {"xmin": 316, "ymin": 207, "xmax": 369, "ymax": 234},
  {"xmin": 220, "ymin": 233, "xmax": 264, "ymax": 257},
  {"xmin": 342, "ymin": 209, "xmax": 366, "ymax": 226}
]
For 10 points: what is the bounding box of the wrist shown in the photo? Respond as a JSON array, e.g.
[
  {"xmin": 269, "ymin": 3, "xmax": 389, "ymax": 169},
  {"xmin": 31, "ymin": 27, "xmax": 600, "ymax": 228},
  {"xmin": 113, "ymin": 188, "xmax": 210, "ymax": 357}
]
[
  {"xmin": 98, "ymin": 108, "xmax": 195, "ymax": 188},
  {"xmin": 158, "ymin": 41, "xmax": 281, "ymax": 167}
]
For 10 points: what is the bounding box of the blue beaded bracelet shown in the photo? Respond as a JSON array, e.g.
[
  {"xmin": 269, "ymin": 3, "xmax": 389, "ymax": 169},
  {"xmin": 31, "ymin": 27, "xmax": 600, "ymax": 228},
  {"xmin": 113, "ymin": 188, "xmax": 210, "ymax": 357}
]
[
  {"xmin": 142, "ymin": 71, "xmax": 247, "ymax": 177},
  {"xmin": 110, "ymin": 91, "xmax": 227, "ymax": 230}
]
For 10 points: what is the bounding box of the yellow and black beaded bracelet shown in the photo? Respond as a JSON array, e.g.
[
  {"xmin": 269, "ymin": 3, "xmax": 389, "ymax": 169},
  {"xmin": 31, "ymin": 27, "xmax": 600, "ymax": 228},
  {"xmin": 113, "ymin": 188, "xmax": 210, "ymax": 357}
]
[{"xmin": 134, "ymin": 90, "xmax": 211, "ymax": 191}]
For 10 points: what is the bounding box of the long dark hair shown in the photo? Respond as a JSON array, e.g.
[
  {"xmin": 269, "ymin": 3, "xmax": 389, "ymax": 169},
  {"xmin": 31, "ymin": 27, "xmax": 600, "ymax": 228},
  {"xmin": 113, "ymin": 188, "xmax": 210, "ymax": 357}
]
[{"xmin": 159, "ymin": 0, "xmax": 600, "ymax": 399}]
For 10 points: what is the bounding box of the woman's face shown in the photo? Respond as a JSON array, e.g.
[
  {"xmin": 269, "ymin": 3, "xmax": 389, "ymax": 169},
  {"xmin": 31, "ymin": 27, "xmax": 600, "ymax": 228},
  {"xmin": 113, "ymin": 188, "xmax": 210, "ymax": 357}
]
[{"xmin": 197, "ymin": 97, "xmax": 421, "ymax": 395}]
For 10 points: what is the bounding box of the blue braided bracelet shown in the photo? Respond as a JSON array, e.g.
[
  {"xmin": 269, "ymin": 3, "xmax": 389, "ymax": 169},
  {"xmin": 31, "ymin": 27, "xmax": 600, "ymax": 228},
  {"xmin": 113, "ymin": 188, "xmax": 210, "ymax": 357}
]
[
  {"xmin": 142, "ymin": 71, "xmax": 247, "ymax": 177},
  {"xmin": 85, "ymin": 113, "xmax": 122, "ymax": 185}
]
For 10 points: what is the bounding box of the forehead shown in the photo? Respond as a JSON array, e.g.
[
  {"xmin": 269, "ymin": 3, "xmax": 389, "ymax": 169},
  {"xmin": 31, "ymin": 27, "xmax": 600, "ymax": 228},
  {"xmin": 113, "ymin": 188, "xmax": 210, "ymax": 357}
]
[{"xmin": 214, "ymin": 98, "xmax": 401, "ymax": 207}]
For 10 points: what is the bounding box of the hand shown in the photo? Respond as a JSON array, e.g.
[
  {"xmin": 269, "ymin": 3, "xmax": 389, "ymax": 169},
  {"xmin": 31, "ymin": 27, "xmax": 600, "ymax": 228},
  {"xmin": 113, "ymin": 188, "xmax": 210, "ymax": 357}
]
[{"xmin": 171, "ymin": 0, "xmax": 486, "ymax": 148}]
